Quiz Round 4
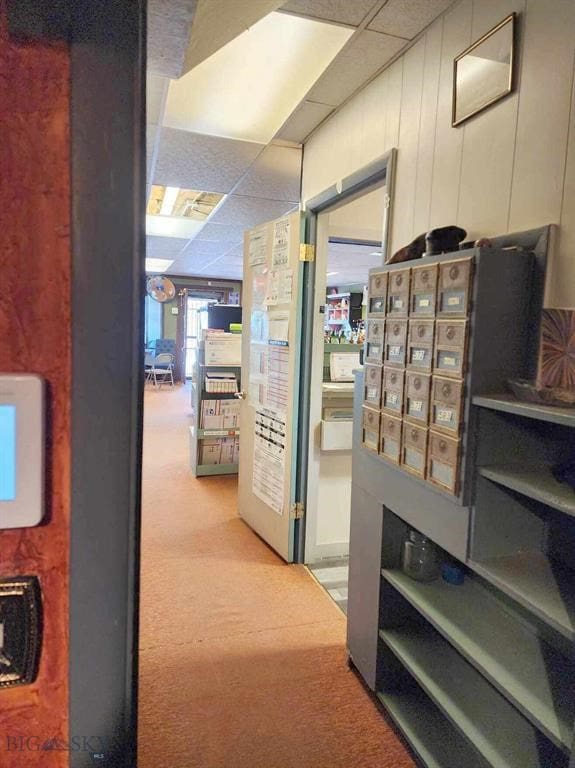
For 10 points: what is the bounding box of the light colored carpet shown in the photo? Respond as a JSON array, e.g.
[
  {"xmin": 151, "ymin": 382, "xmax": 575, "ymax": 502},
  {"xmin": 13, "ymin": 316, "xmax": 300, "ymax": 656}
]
[{"xmin": 138, "ymin": 384, "xmax": 414, "ymax": 768}]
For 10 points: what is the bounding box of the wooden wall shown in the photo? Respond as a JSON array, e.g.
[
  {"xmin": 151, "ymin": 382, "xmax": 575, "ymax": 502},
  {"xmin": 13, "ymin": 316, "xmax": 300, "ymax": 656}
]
[
  {"xmin": 0, "ymin": 2, "xmax": 70, "ymax": 764},
  {"xmin": 302, "ymin": 0, "xmax": 575, "ymax": 307}
]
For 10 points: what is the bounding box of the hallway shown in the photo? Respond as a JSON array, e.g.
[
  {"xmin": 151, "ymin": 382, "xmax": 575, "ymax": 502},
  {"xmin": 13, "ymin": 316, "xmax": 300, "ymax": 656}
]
[{"xmin": 138, "ymin": 384, "xmax": 414, "ymax": 768}]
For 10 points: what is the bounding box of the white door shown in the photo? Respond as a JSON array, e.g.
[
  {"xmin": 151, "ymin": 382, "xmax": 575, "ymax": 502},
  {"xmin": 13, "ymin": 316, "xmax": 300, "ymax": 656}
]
[{"xmin": 238, "ymin": 211, "xmax": 303, "ymax": 562}]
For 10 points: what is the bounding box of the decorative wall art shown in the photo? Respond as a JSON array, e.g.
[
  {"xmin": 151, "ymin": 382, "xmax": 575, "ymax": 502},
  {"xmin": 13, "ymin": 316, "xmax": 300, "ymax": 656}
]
[{"xmin": 452, "ymin": 13, "xmax": 516, "ymax": 127}]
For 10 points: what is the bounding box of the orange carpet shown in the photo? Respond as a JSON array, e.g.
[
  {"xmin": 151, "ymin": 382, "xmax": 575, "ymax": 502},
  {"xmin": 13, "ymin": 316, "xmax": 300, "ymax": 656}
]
[{"xmin": 138, "ymin": 384, "xmax": 415, "ymax": 768}]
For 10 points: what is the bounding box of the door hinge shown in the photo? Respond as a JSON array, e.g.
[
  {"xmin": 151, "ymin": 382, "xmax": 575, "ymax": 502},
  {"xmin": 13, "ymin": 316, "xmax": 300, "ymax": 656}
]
[
  {"xmin": 290, "ymin": 501, "xmax": 305, "ymax": 519},
  {"xmin": 299, "ymin": 244, "xmax": 315, "ymax": 262}
]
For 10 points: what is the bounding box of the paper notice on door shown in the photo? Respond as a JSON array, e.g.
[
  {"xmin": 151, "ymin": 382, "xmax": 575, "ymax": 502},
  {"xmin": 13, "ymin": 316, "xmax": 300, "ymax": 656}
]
[
  {"xmin": 252, "ymin": 265, "xmax": 268, "ymax": 308},
  {"xmin": 249, "ymin": 227, "xmax": 268, "ymax": 267},
  {"xmin": 265, "ymin": 344, "xmax": 289, "ymax": 414},
  {"xmin": 271, "ymin": 218, "xmax": 290, "ymax": 269},
  {"xmin": 249, "ymin": 344, "xmax": 268, "ymax": 407},
  {"xmin": 265, "ymin": 268, "xmax": 293, "ymax": 306},
  {"xmin": 268, "ymin": 310, "xmax": 289, "ymax": 346},
  {"xmin": 250, "ymin": 309, "xmax": 269, "ymax": 344},
  {"xmin": 253, "ymin": 408, "xmax": 286, "ymax": 515},
  {"xmin": 265, "ymin": 271, "xmax": 280, "ymax": 306}
]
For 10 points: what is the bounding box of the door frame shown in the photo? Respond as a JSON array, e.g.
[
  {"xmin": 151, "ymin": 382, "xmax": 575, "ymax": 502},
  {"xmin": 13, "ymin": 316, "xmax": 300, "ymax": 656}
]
[{"xmin": 295, "ymin": 150, "xmax": 397, "ymax": 563}]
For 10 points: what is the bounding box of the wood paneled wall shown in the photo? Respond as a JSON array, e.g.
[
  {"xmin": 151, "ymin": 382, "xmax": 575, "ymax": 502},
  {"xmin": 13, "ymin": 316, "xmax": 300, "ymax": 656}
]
[
  {"xmin": 0, "ymin": 3, "xmax": 70, "ymax": 764},
  {"xmin": 302, "ymin": 0, "xmax": 575, "ymax": 307}
]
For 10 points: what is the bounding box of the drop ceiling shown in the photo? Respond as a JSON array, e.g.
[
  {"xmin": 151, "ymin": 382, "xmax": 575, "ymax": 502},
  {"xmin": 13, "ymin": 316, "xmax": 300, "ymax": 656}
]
[{"xmin": 147, "ymin": 0, "xmax": 456, "ymax": 279}]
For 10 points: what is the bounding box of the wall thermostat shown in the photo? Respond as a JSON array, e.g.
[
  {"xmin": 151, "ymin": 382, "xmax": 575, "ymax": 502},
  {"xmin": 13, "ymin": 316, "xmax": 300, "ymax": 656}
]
[{"xmin": 0, "ymin": 374, "xmax": 45, "ymax": 529}]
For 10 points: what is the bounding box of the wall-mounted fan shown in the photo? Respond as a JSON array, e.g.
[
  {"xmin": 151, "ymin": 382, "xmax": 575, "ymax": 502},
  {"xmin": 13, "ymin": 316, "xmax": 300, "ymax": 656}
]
[{"xmin": 146, "ymin": 275, "xmax": 176, "ymax": 303}]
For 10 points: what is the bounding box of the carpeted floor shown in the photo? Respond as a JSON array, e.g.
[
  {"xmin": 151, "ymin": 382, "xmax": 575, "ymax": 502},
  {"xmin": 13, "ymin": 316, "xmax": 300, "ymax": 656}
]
[{"xmin": 138, "ymin": 384, "xmax": 415, "ymax": 768}]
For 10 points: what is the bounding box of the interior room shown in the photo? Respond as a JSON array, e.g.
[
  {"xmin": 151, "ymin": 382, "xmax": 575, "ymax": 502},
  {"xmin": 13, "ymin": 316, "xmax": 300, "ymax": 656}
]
[{"xmin": 3, "ymin": 1, "xmax": 575, "ymax": 768}]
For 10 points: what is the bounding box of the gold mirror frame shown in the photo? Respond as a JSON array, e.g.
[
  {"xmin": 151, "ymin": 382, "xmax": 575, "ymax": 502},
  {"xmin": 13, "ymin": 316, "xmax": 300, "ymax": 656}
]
[{"xmin": 452, "ymin": 13, "xmax": 516, "ymax": 128}]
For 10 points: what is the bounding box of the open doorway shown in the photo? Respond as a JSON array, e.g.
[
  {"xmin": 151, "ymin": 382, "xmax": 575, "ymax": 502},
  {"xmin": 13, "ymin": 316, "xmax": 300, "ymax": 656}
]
[
  {"xmin": 305, "ymin": 184, "xmax": 388, "ymax": 612},
  {"xmin": 184, "ymin": 296, "xmax": 210, "ymax": 377}
]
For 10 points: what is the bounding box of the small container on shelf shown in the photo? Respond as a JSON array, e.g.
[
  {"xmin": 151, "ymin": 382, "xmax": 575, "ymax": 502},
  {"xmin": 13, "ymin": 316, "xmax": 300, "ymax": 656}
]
[
  {"xmin": 437, "ymin": 256, "xmax": 473, "ymax": 317},
  {"xmin": 401, "ymin": 529, "xmax": 440, "ymax": 582},
  {"xmin": 384, "ymin": 319, "xmax": 408, "ymax": 367},
  {"xmin": 368, "ymin": 271, "xmax": 388, "ymax": 318},
  {"xmin": 401, "ymin": 422, "xmax": 428, "ymax": 478},
  {"xmin": 410, "ymin": 263, "xmax": 438, "ymax": 316},
  {"xmin": 362, "ymin": 406, "xmax": 381, "ymax": 452},
  {"xmin": 407, "ymin": 319, "xmax": 435, "ymax": 373},
  {"xmin": 380, "ymin": 413, "xmax": 402, "ymax": 464},
  {"xmin": 431, "ymin": 376, "xmax": 464, "ymax": 435},
  {"xmin": 365, "ymin": 318, "xmax": 385, "ymax": 364},
  {"xmin": 404, "ymin": 371, "xmax": 431, "ymax": 425},
  {"xmin": 433, "ymin": 319, "xmax": 468, "ymax": 379},
  {"xmin": 387, "ymin": 268, "xmax": 411, "ymax": 317},
  {"xmin": 427, "ymin": 430, "xmax": 461, "ymax": 495},
  {"xmin": 382, "ymin": 367, "xmax": 405, "ymax": 416},
  {"xmin": 363, "ymin": 364, "xmax": 383, "ymax": 408}
]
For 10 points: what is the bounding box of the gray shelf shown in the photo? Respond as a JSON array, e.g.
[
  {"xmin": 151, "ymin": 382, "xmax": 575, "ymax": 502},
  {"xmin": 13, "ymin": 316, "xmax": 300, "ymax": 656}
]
[
  {"xmin": 470, "ymin": 552, "xmax": 575, "ymax": 642},
  {"xmin": 382, "ymin": 568, "xmax": 575, "ymax": 750},
  {"xmin": 473, "ymin": 395, "xmax": 575, "ymax": 428},
  {"xmin": 479, "ymin": 464, "xmax": 575, "ymax": 517},
  {"xmin": 196, "ymin": 463, "xmax": 238, "ymax": 477},
  {"xmin": 376, "ymin": 690, "xmax": 490, "ymax": 768},
  {"xmin": 379, "ymin": 626, "xmax": 564, "ymax": 768}
]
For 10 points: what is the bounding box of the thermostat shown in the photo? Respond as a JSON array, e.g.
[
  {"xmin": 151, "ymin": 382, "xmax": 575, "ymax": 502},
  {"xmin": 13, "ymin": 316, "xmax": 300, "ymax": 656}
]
[{"xmin": 0, "ymin": 375, "xmax": 44, "ymax": 529}]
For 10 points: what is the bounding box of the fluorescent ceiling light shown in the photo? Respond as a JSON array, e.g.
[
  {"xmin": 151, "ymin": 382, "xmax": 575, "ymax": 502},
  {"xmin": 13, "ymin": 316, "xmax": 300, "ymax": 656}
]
[
  {"xmin": 147, "ymin": 186, "xmax": 225, "ymax": 220},
  {"xmin": 327, "ymin": 272, "xmax": 339, "ymax": 276},
  {"xmin": 370, "ymin": 252, "xmax": 382, "ymax": 257},
  {"xmin": 146, "ymin": 258, "xmax": 174, "ymax": 273},
  {"xmin": 159, "ymin": 186, "xmax": 180, "ymax": 216},
  {"xmin": 163, "ymin": 12, "xmax": 353, "ymax": 144},
  {"xmin": 146, "ymin": 215, "xmax": 206, "ymax": 240}
]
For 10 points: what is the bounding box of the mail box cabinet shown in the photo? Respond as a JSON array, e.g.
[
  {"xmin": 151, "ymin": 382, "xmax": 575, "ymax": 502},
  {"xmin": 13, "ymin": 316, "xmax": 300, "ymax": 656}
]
[
  {"xmin": 431, "ymin": 376, "xmax": 464, "ymax": 436},
  {"xmin": 365, "ymin": 319, "xmax": 385, "ymax": 364},
  {"xmin": 380, "ymin": 413, "xmax": 402, "ymax": 464},
  {"xmin": 404, "ymin": 372, "xmax": 431, "ymax": 425},
  {"xmin": 434, "ymin": 319, "xmax": 468, "ymax": 378},
  {"xmin": 362, "ymin": 406, "xmax": 380, "ymax": 452},
  {"xmin": 410, "ymin": 263, "xmax": 438, "ymax": 317},
  {"xmin": 437, "ymin": 257, "xmax": 473, "ymax": 317},
  {"xmin": 427, "ymin": 430, "xmax": 461, "ymax": 495},
  {"xmin": 368, "ymin": 271, "xmax": 388, "ymax": 317},
  {"xmin": 382, "ymin": 367, "xmax": 404, "ymax": 416},
  {"xmin": 384, "ymin": 320, "xmax": 407, "ymax": 367},
  {"xmin": 363, "ymin": 364, "xmax": 383, "ymax": 408},
  {"xmin": 387, "ymin": 268, "xmax": 410, "ymax": 317},
  {"xmin": 401, "ymin": 422, "xmax": 428, "ymax": 478},
  {"xmin": 407, "ymin": 319, "xmax": 435, "ymax": 373}
]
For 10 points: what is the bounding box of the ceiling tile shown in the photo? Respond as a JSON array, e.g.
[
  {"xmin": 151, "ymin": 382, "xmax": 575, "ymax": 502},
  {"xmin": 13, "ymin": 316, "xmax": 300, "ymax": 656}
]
[
  {"xmin": 280, "ymin": 0, "xmax": 377, "ymax": 26},
  {"xmin": 148, "ymin": 0, "xmax": 198, "ymax": 77},
  {"xmin": 196, "ymin": 222, "xmax": 249, "ymax": 242},
  {"xmin": 210, "ymin": 195, "xmax": 298, "ymax": 228},
  {"xmin": 147, "ymin": 75, "xmax": 168, "ymax": 125},
  {"xmin": 305, "ymin": 30, "xmax": 406, "ymax": 106},
  {"xmin": 154, "ymin": 128, "xmax": 264, "ymax": 192},
  {"xmin": 368, "ymin": 0, "xmax": 453, "ymax": 39},
  {"xmin": 233, "ymin": 144, "xmax": 302, "ymax": 202},
  {"xmin": 275, "ymin": 100, "xmax": 334, "ymax": 142},
  {"xmin": 146, "ymin": 236, "xmax": 189, "ymax": 259},
  {"xmin": 179, "ymin": 239, "xmax": 238, "ymax": 259}
]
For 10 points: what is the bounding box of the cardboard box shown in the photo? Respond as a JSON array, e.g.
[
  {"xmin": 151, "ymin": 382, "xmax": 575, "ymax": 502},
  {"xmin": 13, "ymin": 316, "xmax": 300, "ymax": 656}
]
[
  {"xmin": 201, "ymin": 439, "xmax": 222, "ymax": 465},
  {"xmin": 220, "ymin": 437, "xmax": 236, "ymax": 465}
]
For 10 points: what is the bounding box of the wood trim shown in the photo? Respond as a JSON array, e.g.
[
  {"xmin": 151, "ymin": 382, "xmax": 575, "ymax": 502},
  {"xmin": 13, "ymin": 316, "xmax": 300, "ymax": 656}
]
[{"xmin": 0, "ymin": 2, "xmax": 70, "ymax": 763}]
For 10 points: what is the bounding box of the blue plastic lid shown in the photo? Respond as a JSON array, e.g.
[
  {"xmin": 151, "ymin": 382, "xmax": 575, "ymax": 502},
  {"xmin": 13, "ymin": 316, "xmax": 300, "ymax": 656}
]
[{"xmin": 441, "ymin": 563, "xmax": 464, "ymax": 585}]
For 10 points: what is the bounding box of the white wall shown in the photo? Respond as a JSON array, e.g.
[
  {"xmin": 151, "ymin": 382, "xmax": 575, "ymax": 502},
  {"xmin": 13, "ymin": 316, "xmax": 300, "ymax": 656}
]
[{"xmin": 302, "ymin": 0, "xmax": 575, "ymax": 307}]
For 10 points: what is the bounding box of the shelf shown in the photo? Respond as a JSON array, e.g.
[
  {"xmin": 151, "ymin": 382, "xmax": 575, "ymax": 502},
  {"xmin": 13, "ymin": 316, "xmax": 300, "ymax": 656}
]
[
  {"xmin": 195, "ymin": 463, "xmax": 238, "ymax": 477},
  {"xmin": 382, "ymin": 568, "xmax": 575, "ymax": 750},
  {"xmin": 479, "ymin": 464, "xmax": 575, "ymax": 518},
  {"xmin": 470, "ymin": 552, "xmax": 575, "ymax": 642},
  {"xmin": 473, "ymin": 395, "xmax": 575, "ymax": 428},
  {"xmin": 197, "ymin": 428, "xmax": 239, "ymax": 438},
  {"xmin": 200, "ymin": 363, "xmax": 241, "ymax": 368},
  {"xmin": 201, "ymin": 391, "xmax": 238, "ymax": 399},
  {"xmin": 325, "ymin": 319, "xmax": 346, "ymax": 325},
  {"xmin": 326, "ymin": 292, "xmax": 351, "ymax": 299},
  {"xmin": 379, "ymin": 626, "xmax": 565, "ymax": 768},
  {"xmin": 376, "ymin": 689, "xmax": 489, "ymax": 768}
]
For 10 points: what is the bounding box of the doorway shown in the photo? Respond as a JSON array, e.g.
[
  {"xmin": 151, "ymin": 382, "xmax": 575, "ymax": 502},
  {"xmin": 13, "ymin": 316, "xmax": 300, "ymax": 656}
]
[{"xmin": 184, "ymin": 296, "xmax": 210, "ymax": 378}]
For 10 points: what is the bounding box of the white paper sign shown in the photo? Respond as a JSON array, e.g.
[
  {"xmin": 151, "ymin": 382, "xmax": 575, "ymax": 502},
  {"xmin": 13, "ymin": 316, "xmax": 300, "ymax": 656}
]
[
  {"xmin": 271, "ymin": 218, "xmax": 289, "ymax": 269},
  {"xmin": 330, "ymin": 352, "xmax": 360, "ymax": 382},
  {"xmin": 268, "ymin": 310, "xmax": 289, "ymax": 345},
  {"xmin": 249, "ymin": 228, "xmax": 268, "ymax": 267},
  {"xmin": 252, "ymin": 408, "xmax": 286, "ymax": 515}
]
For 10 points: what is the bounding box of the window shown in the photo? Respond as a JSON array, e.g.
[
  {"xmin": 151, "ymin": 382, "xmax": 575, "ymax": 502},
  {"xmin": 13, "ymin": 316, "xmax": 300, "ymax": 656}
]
[{"xmin": 144, "ymin": 295, "xmax": 162, "ymax": 347}]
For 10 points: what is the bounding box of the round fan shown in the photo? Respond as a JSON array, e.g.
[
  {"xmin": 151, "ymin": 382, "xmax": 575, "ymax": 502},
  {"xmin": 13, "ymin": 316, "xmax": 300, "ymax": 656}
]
[{"xmin": 146, "ymin": 275, "xmax": 176, "ymax": 303}]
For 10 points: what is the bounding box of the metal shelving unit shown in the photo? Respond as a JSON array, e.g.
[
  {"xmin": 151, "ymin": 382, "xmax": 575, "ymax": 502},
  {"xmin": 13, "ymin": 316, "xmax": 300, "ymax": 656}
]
[{"xmin": 189, "ymin": 345, "xmax": 241, "ymax": 477}]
